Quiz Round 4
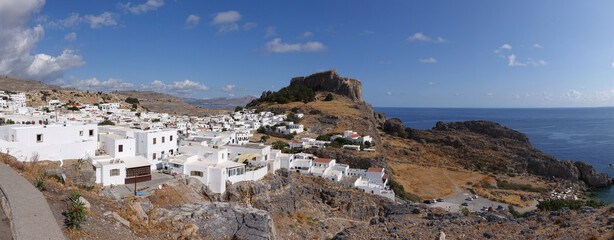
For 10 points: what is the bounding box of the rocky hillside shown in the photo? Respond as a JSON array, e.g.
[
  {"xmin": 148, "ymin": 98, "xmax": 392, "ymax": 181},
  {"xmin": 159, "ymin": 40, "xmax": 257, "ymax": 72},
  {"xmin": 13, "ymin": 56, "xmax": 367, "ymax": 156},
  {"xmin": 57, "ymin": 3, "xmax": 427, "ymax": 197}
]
[
  {"xmin": 114, "ymin": 90, "xmax": 231, "ymax": 116},
  {"xmin": 247, "ymin": 70, "xmax": 386, "ymax": 170},
  {"xmin": 184, "ymin": 96, "xmax": 257, "ymax": 107},
  {"xmin": 382, "ymin": 118, "xmax": 613, "ymax": 189},
  {"xmin": 0, "ymin": 75, "xmax": 63, "ymax": 91}
]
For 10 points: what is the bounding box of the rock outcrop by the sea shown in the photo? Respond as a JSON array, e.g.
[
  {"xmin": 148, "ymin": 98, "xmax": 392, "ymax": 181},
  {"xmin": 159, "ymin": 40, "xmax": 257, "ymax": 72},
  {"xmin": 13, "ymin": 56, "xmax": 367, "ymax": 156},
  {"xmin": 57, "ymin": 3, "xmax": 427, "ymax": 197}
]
[
  {"xmin": 152, "ymin": 201, "xmax": 273, "ymax": 240},
  {"xmin": 381, "ymin": 119, "xmax": 613, "ymax": 188},
  {"xmin": 290, "ymin": 69, "xmax": 363, "ymax": 101}
]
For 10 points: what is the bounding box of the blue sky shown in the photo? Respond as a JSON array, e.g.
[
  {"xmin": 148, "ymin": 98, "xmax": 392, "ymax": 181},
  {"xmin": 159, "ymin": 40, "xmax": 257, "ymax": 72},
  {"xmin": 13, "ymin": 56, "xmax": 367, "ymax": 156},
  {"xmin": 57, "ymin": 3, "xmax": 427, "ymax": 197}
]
[{"xmin": 2, "ymin": 0, "xmax": 614, "ymax": 107}]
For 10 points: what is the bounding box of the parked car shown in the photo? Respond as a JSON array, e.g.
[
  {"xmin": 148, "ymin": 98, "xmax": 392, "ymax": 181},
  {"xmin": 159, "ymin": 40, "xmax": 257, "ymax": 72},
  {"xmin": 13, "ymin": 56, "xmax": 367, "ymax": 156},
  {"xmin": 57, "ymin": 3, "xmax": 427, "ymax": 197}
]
[
  {"xmin": 488, "ymin": 207, "xmax": 494, "ymax": 212},
  {"xmin": 465, "ymin": 197, "xmax": 473, "ymax": 201},
  {"xmin": 436, "ymin": 198, "xmax": 444, "ymax": 202},
  {"xmin": 461, "ymin": 202, "xmax": 469, "ymax": 206},
  {"xmin": 423, "ymin": 199, "xmax": 436, "ymax": 204},
  {"xmin": 472, "ymin": 195, "xmax": 479, "ymax": 199},
  {"xmin": 475, "ymin": 210, "xmax": 483, "ymax": 214},
  {"xmin": 497, "ymin": 205, "xmax": 505, "ymax": 211}
]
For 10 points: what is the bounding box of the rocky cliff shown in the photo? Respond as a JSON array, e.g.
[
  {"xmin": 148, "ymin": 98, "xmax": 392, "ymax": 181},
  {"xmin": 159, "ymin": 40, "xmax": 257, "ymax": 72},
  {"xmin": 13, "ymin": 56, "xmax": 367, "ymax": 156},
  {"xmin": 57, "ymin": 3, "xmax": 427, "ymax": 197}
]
[
  {"xmin": 290, "ymin": 69, "xmax": 363, "ymax": 102},
  {"xmin": 382, "ymin": 118, "xmax": 613, "ymax": 188}
]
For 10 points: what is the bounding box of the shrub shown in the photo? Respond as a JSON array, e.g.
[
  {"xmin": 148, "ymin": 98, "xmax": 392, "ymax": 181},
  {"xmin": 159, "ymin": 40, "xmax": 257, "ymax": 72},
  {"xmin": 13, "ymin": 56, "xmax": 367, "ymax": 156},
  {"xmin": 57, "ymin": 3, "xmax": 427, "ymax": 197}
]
[
  {"xmin": 257, "ymin": 127, "xmax": 266, "ymax": 134},
  {"xmin": 272, "ymin": 140, "xmax": 288, "ymax": 151},
  {"xmin": 537, "ymin": 199, "xmax": 606, "ymax": 211},
  {"xmin": 260, "ymin": 135, "xmax": 270, "ymax": 143},
  {"xmin": 388, "ymin": 179, "xmax": 421, "ymax": 202},
  {"xmin": 247, "ymin": 84, "xmax": 315, "ymax": 107},
  {"xmin": 35, "ymin": 176, "xmax": 45, "ymax": 190},
  {"xmin": 67, "ymin": 106, "xmax": 80, "ymax": 111},
  {"xmin": 497, "ymin": 180, "xmax": 547, "ymax": 193},
  {"xmin": 508, "ymin": 205, "xmax": 526, "ymax": 218},
  {"xmin": 460, "ymin": 207, "xmax": 470, "ymax": 216},
  {"xmin": 66, "ymin": 192, "xmax": 86, "ymax": 229},
  {"xmin": 324, "ymin": 93, "xmax": 334, "ymax": 101},
  {"xmin": 234, "ymin": 106, "xmax": 243, "ymax": 112},
  {"xmin": 285, "ymin": 113, "xmax": 301, "ymax": 124},
  {"xmin": 125, "ymin": 97, "xmax": 139, "ymax": 104},
  {"xmin": 98, "ymin": 119, "xmax": 115, "ymax": 126}
]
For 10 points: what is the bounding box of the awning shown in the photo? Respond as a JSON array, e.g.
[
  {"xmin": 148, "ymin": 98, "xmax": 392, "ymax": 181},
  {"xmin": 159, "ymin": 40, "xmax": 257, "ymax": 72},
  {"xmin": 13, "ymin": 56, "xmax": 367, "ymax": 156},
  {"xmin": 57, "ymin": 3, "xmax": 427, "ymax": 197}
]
[{"xmin": 236, "ymin": 153, "xmax": 261, "ymax": 163}]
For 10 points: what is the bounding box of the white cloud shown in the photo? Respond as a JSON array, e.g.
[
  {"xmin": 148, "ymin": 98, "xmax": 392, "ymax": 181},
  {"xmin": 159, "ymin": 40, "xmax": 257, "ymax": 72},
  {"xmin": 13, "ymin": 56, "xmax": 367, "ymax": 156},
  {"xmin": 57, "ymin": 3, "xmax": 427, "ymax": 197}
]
[
  {"xmin": 64, "ymin": 32, "xmax": 77, "ymax": 42},
  {"xmin": 419, "ymin": 57, "xmax": 437, "ymax": 63},
  {"xmin": 565, "ymin": 89, "xmax": 583, "ymax": 101},
  {"xmin": 211, "ymin": 10, "xmax": 241, "ymax": 33},
  {"xmin": 0, "ymin": 0, "xmax": 85, "ymax": 82},
  {"xmin": 407, "ymin": 32, "xmax": 446, "ymax": 43},
  {"xmin": 486, "ymin": 92, "xmax": 494, "ymax": 97},
  {"xmin": 494, "ymin": 44, "xmax": 512, "ymax": 54},
  {"xmin": 454, "ymin": 92, "xmax": 461, "ymax": 96},
  {"xmin": 425, "ymin": 81, "xmax": 437, "ymax": 85},
  {"xmin": 185, "ymin": 14, "xmax": 199, "ymax": 29},
  {"xmin": 46, "ymin": 13, "xmax": 81, "ymax": 29},
  {"xmin": 507, "ymin": 54, "xmax": 526, "ymax": 67},
  {"xmin": 527, "ymin": 58, "xmax": 547, "ymax": 67},
  {"xmin": 142, "ymin": 79, "xmax": 210, "ymax": 94},
  {"xmin": 595, "ymin": 89, "xmax": 614, "ymax": 101},
  {"xmin": 407, "ymin": 32, "xmax": 430, "ymax": 41},
  {"xmin": 84, "ymin": 12, "xmax": 119, "ymax": 29},
  {"xmin": 120, "ymin": 0, "xmax": 164, "ymax": 15},
  {"xmin": 386, "ymin": 91, "xmax": 392, "ymax": 96},
  {"xmin": 222, "ymin": 84, "xmax": 235, "ymax": 92},
  {"xmin": 301, "ymin": 31, "xmax": 313, "ymax": 38},
  {"xmin": 360, "ymin": 30, "xmax": 374, "ymax": 36},
  {"xmin": 263, "ymin": 38, "xmax": 326, "ymax": 53},
  {"xmin": 611, "ymin": 62, "xmax": 614, "ymax": 69},
  {"xmin": 264, "ymin": 26, "xmax": 277, "ymax": 38},
  {"xmin": 61, "ymin": 76, "xmax": 135, "ymax": 91},
  {"xmin": 533, "ymin": 43, "xmax": 543, "ymax": 48},
  {"xmin": 242, "ymin": 22, "xmax": 257, "ymax": 30}
]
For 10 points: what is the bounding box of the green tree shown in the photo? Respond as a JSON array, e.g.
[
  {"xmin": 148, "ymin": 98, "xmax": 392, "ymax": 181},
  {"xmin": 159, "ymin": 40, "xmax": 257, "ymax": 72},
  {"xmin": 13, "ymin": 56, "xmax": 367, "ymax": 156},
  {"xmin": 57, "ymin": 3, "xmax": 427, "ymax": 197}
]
[
  {"xmin": 125, "ymin": 97, "xmax": 139, "ymax": 104},
  {"xmin": 235, "ymin": 106, "xmax": 244, "ymax": 112},
  {"xmin": 260, "ymin": 135, "xmax": 270, "ymax": 143}
]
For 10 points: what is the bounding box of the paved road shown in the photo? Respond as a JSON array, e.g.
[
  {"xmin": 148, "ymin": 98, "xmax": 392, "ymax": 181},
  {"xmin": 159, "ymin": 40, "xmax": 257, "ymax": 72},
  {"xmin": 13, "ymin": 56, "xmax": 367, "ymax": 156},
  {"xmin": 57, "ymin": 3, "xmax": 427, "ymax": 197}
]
[{"xmin": 0, "ymin": 162, "xmax": 65, "ymax": 240}]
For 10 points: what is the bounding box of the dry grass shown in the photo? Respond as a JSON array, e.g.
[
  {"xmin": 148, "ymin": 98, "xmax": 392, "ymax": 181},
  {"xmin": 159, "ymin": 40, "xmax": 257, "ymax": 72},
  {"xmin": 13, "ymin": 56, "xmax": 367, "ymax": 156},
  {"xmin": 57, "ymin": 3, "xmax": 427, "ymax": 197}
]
[
  {"xmin": 389, "ymin": 162, "xmax": 488, "ymax": 199},
  {"xmin": 147, "ymin": 185, "xmax": 202, "ymax": 208}
]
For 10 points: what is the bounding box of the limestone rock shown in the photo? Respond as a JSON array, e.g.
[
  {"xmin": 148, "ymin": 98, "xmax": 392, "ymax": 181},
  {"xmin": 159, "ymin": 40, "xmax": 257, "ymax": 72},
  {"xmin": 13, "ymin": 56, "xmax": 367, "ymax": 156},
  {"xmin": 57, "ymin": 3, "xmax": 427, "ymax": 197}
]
[
  {"xmin": 78, "ymin": 196, "xmax": 91, "ymax": 210},
  {"xmin": 111, "ymin": 212, "xmax": 130, "ymax": 227},
  {"xmin": 155, "ymin": 202, "xmax": 272, "ymax": 240},
  {"xmin": 290, "ymin": 69, "xmax": 363, "ymax": 102},
  {"xmin": 130, "ymin": 202, "xmax": 148, "ymax": 222}
]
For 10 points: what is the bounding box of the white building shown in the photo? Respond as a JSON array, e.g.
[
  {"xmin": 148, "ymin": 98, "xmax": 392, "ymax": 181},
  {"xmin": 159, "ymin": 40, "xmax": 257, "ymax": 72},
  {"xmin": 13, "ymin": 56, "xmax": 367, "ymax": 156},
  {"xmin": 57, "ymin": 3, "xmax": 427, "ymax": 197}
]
[{"xmin": 0, "ymin": 123, "xmax": 97, "ymax": 162}]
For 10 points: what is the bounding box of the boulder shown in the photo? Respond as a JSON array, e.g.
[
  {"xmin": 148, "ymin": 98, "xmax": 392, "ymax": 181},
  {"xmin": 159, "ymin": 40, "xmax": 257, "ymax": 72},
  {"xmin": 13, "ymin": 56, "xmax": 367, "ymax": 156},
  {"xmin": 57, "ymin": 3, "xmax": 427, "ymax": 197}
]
[
  {"xmin": 111, "ymin": 212, "xmax": 130, "ymax": 227},
  {"xmin": 78, "ymin": 196, "xmax": 91, "ymax": 210},
  {"xmin": 130, "ymin": 202, "xmax": 148, "ymax": 222}
]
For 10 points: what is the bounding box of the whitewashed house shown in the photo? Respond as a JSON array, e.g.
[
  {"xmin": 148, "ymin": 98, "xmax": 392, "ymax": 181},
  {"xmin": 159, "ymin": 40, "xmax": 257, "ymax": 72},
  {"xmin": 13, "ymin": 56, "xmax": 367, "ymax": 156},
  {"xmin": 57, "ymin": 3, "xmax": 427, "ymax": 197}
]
[{"xmin": 0, "ymin": 123, "xmax": 97, "ymax": 162}]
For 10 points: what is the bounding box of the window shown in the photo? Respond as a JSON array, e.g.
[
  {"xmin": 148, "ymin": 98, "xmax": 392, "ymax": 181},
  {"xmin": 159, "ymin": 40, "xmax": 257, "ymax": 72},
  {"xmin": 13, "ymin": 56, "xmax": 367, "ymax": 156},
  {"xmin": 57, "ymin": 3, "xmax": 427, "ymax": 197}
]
[
  {"xmin": 170, "ymin": 135, "xmax": 173, "ymax": 141},
  {"xmin": 118, "ymin": 145, "xmax": 123, "ymax": 152},
  {"xmin": 190, "ymin": 171, "xmax": 203, "ymax": 177},
  {"xmin": 89, "ymin": 129, "xmax": 94, "ymax": 136},
  {"xmin": 169, "ymin": 149, "xmax": 174, "ymax": 155},
  {"xmin": 110, "ymin": 169, "xmax": 120, "ymax": 176},
  {"xmin": 79, "ymin": 130, "xmax": 83, "ymax": 136},
  {"xmin": 153, "ymin": 138, "xmax": 157, "ymax": 144},
  {"xmin": 162, "ymin": 137, "xmax": 165, "ymax": 143},
  {"xmin": 153, "ymin": 153, "xmax": 157, "ymax": 159},
  {"xmin": 36, "ymin": 134, "xmax": 43, "ymax": 143}
]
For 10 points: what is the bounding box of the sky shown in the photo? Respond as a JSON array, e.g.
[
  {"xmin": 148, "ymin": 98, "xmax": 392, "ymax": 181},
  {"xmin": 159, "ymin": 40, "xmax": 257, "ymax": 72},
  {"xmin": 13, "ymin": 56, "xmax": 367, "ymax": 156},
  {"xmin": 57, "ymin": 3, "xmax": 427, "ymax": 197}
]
[{"xmin": 1, "ymin": 0, "xmax": 614, "ymax": 108}]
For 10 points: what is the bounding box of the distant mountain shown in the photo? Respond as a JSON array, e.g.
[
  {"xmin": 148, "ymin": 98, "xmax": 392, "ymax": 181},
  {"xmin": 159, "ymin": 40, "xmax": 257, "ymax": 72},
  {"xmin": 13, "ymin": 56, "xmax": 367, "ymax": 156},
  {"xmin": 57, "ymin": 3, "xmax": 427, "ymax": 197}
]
[{"xmin": 184, "ymin": 96, "xmax": 258, "ymax": 107}]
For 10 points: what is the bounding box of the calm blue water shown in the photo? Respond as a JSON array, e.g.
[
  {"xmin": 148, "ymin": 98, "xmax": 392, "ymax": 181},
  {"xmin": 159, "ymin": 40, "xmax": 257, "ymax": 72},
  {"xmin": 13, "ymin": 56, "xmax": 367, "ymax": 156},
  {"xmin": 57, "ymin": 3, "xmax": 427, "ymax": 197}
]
[{"xmin": 374, "ymin": 107, "xmax": 614, "ymax": 203}]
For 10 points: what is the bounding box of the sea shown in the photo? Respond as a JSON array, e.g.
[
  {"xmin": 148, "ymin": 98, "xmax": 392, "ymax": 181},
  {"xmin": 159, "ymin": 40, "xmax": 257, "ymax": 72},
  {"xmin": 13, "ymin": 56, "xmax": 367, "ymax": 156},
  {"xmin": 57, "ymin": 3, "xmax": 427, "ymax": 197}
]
[{"xmin": 374, "ymin": 107, "xmax": 614, "ymax": 203}]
